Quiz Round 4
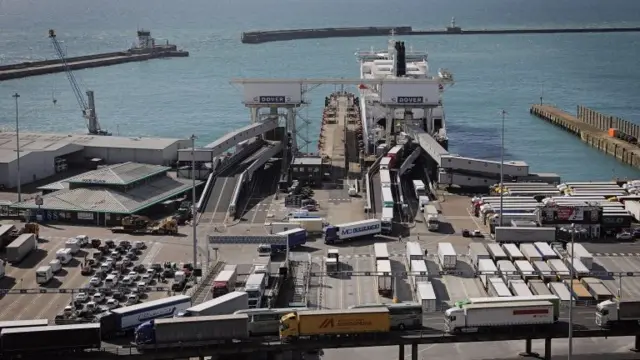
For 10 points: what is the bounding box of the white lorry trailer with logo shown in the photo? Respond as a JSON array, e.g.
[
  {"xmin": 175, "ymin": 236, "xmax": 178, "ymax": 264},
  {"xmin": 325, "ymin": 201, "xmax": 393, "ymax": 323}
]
[{"xmin": 324, "ymin": 219, "xmax": 381, "ymax": 244}]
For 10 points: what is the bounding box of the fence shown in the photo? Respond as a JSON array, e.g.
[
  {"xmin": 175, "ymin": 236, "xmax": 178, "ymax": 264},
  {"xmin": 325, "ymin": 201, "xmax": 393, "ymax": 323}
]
[{"xmin": 577, "ymin": 105, "xmax": 640, "ymax": 139}]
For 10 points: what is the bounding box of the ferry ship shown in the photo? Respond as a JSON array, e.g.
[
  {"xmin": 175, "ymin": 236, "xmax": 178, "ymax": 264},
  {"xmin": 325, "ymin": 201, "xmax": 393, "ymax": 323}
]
[{"xmin": 355, "ymin": 34, "xmax": 453, "ymax": 153}]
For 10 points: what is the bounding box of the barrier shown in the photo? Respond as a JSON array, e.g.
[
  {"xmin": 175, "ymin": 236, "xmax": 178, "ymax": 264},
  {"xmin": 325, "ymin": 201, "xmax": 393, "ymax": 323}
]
[
  {"xmin": 577, "ymin": 105, "xmax": 640, "ymax": 140},
  {"xmin": 197, "ymin": 172, "xmax": 216, "ymax": 212},
  {"xmin": 227, "ymin": 171, "xmax": 247, "ymax": 216},
  {"xmin": 208, "ymin": 235, "xmax": 287, "ymax": 245}
]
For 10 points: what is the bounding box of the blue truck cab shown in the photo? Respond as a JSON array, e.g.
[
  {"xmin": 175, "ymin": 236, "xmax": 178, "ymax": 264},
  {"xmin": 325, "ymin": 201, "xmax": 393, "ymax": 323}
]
[
  {"xmin": 260, "ymin": 228, "xmax": 307, "ymax": 254},
  {"xmin": 134, "ymin": 320, "xmax": 156, "ymax": 345}
]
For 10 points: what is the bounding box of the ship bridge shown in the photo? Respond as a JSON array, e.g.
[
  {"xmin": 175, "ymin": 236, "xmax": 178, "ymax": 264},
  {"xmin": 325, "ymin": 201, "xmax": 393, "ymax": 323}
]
[{"xmin": 404, "ymin": 124, "xmax": 532, "ymax": 188}]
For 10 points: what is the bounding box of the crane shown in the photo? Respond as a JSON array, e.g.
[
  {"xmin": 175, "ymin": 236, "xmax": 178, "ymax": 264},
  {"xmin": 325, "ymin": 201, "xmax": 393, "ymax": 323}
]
[{"xmin": 48, "ymin": 29, "xmax": 111, "ymax": 136}]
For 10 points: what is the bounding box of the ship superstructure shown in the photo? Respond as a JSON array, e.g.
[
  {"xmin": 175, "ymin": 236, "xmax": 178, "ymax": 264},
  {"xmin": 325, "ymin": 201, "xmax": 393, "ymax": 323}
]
[{"xmin": 355, "ymin": 34, "xmax": 453, "ymax": 154}]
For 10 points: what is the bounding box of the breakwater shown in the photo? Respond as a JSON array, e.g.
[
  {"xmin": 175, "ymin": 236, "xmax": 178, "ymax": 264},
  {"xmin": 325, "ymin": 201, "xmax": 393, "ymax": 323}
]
[
  {"xmin": 241, "ymin": 25, "xmax": 640, "ymax": 44},
  {"xmin": 530, "ymin": 104, "xmax": 640, "ymax": 170},
  {"xmin": 0, "ymin": 47, "xmax": 188, "ymax": 81}
]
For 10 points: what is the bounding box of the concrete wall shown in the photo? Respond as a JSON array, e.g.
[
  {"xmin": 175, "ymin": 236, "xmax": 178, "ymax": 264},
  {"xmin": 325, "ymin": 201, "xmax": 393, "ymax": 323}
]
[
  {"xmin": 3, "ymin": 153, "xmax": 56, "ymax": 188},
  {"xmin": 83, "ymin": 147, "xmax": 166, "ymax": 165},
  {"xmin": 577, "ymin": 106, "xmax": 640, "ymax": 139}
]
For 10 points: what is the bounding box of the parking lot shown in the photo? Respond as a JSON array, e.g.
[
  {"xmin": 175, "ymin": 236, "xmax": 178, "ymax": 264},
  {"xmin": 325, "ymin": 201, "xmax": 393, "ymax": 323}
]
[{"xmin": 0, "ymin": 223, "xmax": 208, "ymax": 322}]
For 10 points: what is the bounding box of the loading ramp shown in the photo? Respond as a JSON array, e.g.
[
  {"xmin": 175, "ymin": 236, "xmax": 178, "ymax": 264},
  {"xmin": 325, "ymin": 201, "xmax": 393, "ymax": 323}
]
[{"xmin": 204, "ymin": 119, "xmax": 278, "ymax": 159}]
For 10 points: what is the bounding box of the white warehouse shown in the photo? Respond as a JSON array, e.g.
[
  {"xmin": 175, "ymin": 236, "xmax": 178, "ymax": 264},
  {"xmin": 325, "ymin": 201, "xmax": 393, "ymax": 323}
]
[{"xmin": 0, "ymin": 131, "xmax": 191, "ymax": 188}]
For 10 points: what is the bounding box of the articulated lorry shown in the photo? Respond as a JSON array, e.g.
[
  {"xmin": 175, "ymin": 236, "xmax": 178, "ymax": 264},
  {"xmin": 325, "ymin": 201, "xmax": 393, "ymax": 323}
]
[
  {"xmin": 444, "ymin": 300, "xmax": 555, "ymax": 333},
  {"xmin": 176, "ymin": 291, "xmax": 248, "ymax": 317},
  {"xmin": 258, "ymin": 228, "xmax": 307, "ymax": 254},
  {"xmin": 596, "ymin": 299, "xmax": 640, "ymax": 328},
  {"xmin": 279, "ymin": 308, "xmax": 390, "ymax": 341},
  {"xmin": 324, "ymin": 219, "xmax": 381, "ymax": 244},
  {"xmin": 211, "ymin": 265, "xmax": 238, "ymax": 298},
  {"xmin": 135, "ymin": 314, "xmax": 250, "ymax": 350}
]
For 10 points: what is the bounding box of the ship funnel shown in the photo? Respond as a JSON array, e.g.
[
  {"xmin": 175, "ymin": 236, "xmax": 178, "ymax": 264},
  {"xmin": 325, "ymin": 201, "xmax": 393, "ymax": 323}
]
[{"xmin": 395, "ymin": 41, "xmax": 406, "ymax": 77}]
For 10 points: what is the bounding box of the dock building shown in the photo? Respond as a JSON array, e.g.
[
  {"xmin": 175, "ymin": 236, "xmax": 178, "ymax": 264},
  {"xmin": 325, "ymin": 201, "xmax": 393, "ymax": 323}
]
[
  {"xmin": 0, "ymin": 132, "xmax": 191, "ymax": 188},
  {"xmin": 9, "ymin": 162, "xmax": 201, "ymax": 226}
]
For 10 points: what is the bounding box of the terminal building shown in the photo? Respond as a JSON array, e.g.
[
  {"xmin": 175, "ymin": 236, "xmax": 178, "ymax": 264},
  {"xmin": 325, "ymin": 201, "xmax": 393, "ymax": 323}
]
[
  {"xmin": 290, "ymin": 157, "xmax": 323, "ymax": 186},
  {"xmin": 0, "ymin": 132, "xmax": 191, "ymax": 188},
  {"xmin": 9, "ymin": 162, "xmax": 201, "ymax": 226}
]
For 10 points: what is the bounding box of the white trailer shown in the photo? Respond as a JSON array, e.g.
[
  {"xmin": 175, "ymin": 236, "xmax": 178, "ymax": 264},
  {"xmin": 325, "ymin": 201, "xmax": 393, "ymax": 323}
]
[
  {"xmin": 406, "ymin": 242, "xmax": 423, "ymax": 265},
  {"xmin": 509, "ymin": 279, "xmax": 534, "ymax": 296},
  {"xmin": 528, "ymin": 279, "xmax": 552, "ymax": 296},
  {"xmin": 502, "ymin": 244, "xmax": 525, "ymax": 261},
  {"xmin": 324, "ymin": 219, "xmax": 381, "ymax": 244},
  {"xmin": 532, "ymin": 261, "xmax": 555, "ymax": 282},
  {"xmin": 380, "ymin": 170, "xmax": 392, "ymax": 186},
  {"xmin": 374, "ymin": 243, "xmax": 390, "ymax": 260},
  {"xmin": 566, "ymin": 243, "xmax": 593, "ymax": 270},
  {"xmin": 496, "ymin": 260, "xmax": 520, "ymax": 284},
  {"xmin": 176, "ymin": 291, "xmax": 248, "ymax": 317},
  {"xmin": 548, "ymin": 282, "xmax": 573, "ymax": 303},
  {"xmin": 267, "ymin": 222, "xmax": 300, "ymax": 234},
  {"xmin": 438, "ymin": 242, "xmax": 457, "ymax": 270},
  {"xmin": 519, "ymin": 244, "xmax": 543, "ymax": 262},
  {"xmin": 564, "ymin": 258, "xmax": 590, "ymax": 278},
  {"xmin": 487, "ymin": 277, "xmax": 512, "ymax": 297},
  {"xmin": 514, "ymin": 260, "xmax": 537, "ymax": 281},
  {"xmin": 290, "ymin": 218, "xmax": 325, "ymax": 233},
  {"xmin": 409, "ymin": 260, "xmax": 429, "ymax": 290},
  {"xmin": 533, "ymin": 242, "xmax": 559, "ymax": 260},
  {"xmin": 377, "ymin": 260, "xmax": 392, "ymax": 296},
  {"xmin": 468, "ymin": 243, "xmax": 491, "ymax": 268},
  {"xmin": 380, "ymin": 157, "xmax": 391, "ymax": 170},
  {"xmin": 547, "ymin": 259, "xmax": 571, "ymax": 280},
  {"xmin": 477, "ymin": 259, "xmax": 498, "ymax": 290},
  {"xmin": 444, "ymin": 301, "xmax": 555, "ymax": 333},
  {"xmin": 487, "ymin": 243, "xmax": 508, "ymax": 262},
  {"xmin": 380, "ymin": 207, "xmax": 394, "ymax": 234},
  {"xmin": 416, "ymin": 282, "xmax": 437, "ymax": 313}
]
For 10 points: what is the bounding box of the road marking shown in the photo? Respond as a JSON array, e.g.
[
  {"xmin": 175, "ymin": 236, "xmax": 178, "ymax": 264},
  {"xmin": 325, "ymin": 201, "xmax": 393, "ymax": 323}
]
[
  {"xmin": 404, "ymin": 344, "xmax": 437, "ymax": 360},
  {"xmin": 142, "ymin": 242, "xmax": 163, "ymax": 266},
  {"xmin": 355, "ymin": 256, "xmax": 362, "ymax": 305}
]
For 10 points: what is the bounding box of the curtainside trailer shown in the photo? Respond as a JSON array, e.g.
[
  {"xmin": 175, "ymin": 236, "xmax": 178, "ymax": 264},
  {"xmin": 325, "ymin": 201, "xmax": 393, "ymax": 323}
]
[
  {"xmin": 444, "ymin": 301, "xmax": 555, "ymax": 333},
  {"xmin": 176, "ymin": 291, "xmax": 248, "ymax": 317},
  {"xmin": 280, "ymin": 308, "xmax": 390, "ymax": 341},
  {"xmin": 135, "ymin": 314, "xmax": 250, "ymax": 350},
  {"xmin": 0, "ymin": 323, "xmax": 101, "ymax": 355},
  {"xmin": 0, "ymin": 319, "xmax": 48, "ymax": 332}
]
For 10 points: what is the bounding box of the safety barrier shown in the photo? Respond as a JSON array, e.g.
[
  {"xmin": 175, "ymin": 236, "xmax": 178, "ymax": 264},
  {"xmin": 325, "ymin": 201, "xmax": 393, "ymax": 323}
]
[
  {"xmin": 227, "ymin": 171, "xmax": 246, "ymax": 216},
  {"xmin": 577, "ymin": 105, "xmax": 640, "ymax": 139},
  {"xmin": 196, "ymin": 172, "xmax": 216, "ymax": 212}
]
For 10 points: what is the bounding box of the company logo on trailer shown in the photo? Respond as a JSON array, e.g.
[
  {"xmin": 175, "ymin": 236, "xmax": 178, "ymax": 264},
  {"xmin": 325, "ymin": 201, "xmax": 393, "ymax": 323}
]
[
  {"xmin": 137, "ymin": 306, "xmax": 176, "ymax": 322},
  {"xmin": 393, "ymin": 96, "xmax": 424, "ymax": 104},
  {"xmin": 319, "ymin": 319, "xmax": 334, "ymax": 328},
  {"xmin": 341, "ymin": 223, "xmax": 380, "ymax": 236},
  {"xmin": 256, "ymin": 96, "xmax": 291, "ymax": 103},
  {"xmin": 555, "ymin": 206, "xmax": 583, "ymax": 221}
]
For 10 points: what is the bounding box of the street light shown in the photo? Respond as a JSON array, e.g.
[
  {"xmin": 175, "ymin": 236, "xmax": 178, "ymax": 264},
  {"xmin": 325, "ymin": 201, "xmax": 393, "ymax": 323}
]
[
  {"xmin": 190, "ymin": 134, "xmax": 198, "ymax": 284},
  {"xmin": 568, "ymin": 223, "xmax": 576, "ymax": 360},
  {"xmin": 12, "ymin": 93, "xmax": 22, "ymax": 203},
  {"xmin": 499, "ymin": 110, "xmax": 507, "ymax": 226}
]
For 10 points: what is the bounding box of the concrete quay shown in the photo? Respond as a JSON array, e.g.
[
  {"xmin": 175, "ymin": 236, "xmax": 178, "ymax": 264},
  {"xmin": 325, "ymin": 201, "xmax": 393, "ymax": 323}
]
[{"xmin": 530, "ymin": 104, "xmax": 640, "ymax": 170}]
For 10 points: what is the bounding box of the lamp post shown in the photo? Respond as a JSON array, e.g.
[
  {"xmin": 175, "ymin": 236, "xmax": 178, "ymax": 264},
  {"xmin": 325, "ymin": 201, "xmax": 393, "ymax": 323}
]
[
  {"xmin": 499, "ymin": 110, "xmax": 506, "ymax": 226},
  {"xmin": 13, "ymin": 93, "xmax": 22, "ymax": 203},
  {"xmin": 190, "ymin": 134, "xmax": 198, "ymax": 284},
  {"xmin": 568, "ymin": 223, "xmax": 575, "ymax": 360}
]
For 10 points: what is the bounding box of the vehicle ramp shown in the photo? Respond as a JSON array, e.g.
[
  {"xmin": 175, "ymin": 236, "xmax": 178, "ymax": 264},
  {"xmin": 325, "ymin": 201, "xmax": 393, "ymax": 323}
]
[
  {"xmin": 204, "ymin": 118, "xmax": 278, "ymax": 159},
  {"xmin": 399, "ymin": 146, "xmax": 421, "ymax": 176},
  {"xmin": 289, "ymin": 254, "xmax": 312, "ymax": 307}
]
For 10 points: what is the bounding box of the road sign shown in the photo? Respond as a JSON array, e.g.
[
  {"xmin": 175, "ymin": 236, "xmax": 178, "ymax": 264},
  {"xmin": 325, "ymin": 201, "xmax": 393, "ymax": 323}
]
[
  {"xmin": 208, "ymin": 235, "xmax": 287, "ymax": 245},
  {"xmin": 35, "ymin": 195, "xmax": 43, "ymax": 206}
]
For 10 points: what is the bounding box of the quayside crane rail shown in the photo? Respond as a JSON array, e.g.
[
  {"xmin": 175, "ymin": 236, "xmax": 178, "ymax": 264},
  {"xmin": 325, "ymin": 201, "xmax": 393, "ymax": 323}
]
[{"xmin": 48, "ymin": 29, "xmax": 111, "ymax": 136}]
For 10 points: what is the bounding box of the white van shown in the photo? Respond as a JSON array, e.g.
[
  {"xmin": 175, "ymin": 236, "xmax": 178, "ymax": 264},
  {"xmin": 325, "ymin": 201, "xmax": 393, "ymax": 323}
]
[
  {"xmin": 56, "ymin": 248, "xmax": 73, "ymax": 264},
  {"xmin": 104, "ymin": 274, "xmax": 118, "ymax": 288},
  {"xmin": 64, "ymin": 239, "xmax": 80, "ymax": 255},
  {"xmin": 36, "ymin": 266, "xmax": 53, "ymax": 284},
  {"xmin": 49, "ymin": 259, "xmax": 62, "ymax": 273}
]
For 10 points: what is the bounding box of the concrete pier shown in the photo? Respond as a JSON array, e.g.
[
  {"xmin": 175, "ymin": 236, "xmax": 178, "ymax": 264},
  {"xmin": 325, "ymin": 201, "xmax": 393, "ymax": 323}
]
[{"xmin": 530, "ymin": 104, "xmax": 640, "ymax": 170}]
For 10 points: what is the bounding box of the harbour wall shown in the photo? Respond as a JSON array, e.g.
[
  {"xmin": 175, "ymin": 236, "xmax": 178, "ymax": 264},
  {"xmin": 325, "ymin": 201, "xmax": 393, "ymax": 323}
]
[
  {"xmin": 0, "ymin": 49, "xmax": 188, "ymax": 81},
  {"xmin": 530, "ymin": 104, "xmax": 640, "ymax": 170},
  {"xmin": 241, "ymin": 26, "xmax": 640, "ymax": 44}
]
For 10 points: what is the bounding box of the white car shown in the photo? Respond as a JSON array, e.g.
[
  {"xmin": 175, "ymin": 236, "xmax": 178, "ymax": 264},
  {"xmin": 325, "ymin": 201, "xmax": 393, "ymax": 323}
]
[
  {"xmin": 146, "ymin": 268, "xmax": 155, "ymax": 276},
  {"xmin": 85, "ymin": 301, "xmax": 98, "ymax": 313},
  {"xmin": 134, "ymin": 241, "xmax": 145, "ymax": 249},
  {"xmin": 92, "ymin": 292, "xmax": 105, "ymax": 303},
  {"xmin": 75, "ymin": 235, "xmax": 89, "ymax": 247},
  {"xmin": 136, "ymin": 281, "xmax": 147, "ymax": 292},
  {"xmin": 126, "ymin": 294, "xmax": 139, "ymax": 305},
  {"xmin": 141, "ymin": 274, "xmax": 152, "ymax": 285},
  {"xmin": 74, "ymin": 292, "xmax": 89, "ymax": 302},
  {"xmin": 89, "ymin": 277, "xmax": 101, "ymax": 286},
  {"xmin": 105, "ymin": 298, "xmax": 119, "ymax": 310},
  {"xmin": 122, "ymin": 276, "xmax": 133, "ymax": 286},
  {"xmin": 128, "ymin": 271, "xmax": 140, "ymax": 281},
  {"xmin": 617, "ymin": 232, "xmax": 632, "ymax": 241}
]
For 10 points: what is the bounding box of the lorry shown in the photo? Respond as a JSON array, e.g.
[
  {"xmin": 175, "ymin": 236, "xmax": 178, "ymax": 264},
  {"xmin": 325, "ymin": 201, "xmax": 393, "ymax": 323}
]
[
  {"xmin": 35, "ymin": 265, "xmax": 53, "ymax": 285},
  {"xmin": 176, "ymin": 291, "xmax": 248, "ymax": 317},
  {"xmin": 290, "ymin": 218, "xmax": 325, "ymax": 234},
  {"xmin": 477, "ymin": 259, "xmax": 498, "ymax": 290},
  {"xmin": 0, "ymin": 323, "xmax": 101, "ymax": 355},
  {"xmin": 0, "ymin": 319, "xmax": 49, "ymax": 332},
  {"xmin": 376, "ymin": 260, "xmax": 392, "ymax": 296},
  {"xmin": 564, "ymin": 257, "xmax": 590, "ymax": 278},
  {"xmin": 97, "ymin": 295, "xmax": 191, "ymax": 337},
  {"xmin": 455, "ymin": 295, "xmax": 561, "ymax": 320},
  {"xmin": 423, "ymin": 204, "xmax": 440, "ymax": 231},
  {"xmin": 514, "ymin": 260, "xmax": 537, "ymax": 281},
  {"xmin": 380, "ymin": 207, "xmax": 393, "ymax": 234},
  {"xmin": 5, "ymin": 233, "xmax": 36, "ymax": 264},
  {"xmin": 64, "ymin": 238, "xmax": 81, "ymax": 255},
  {"xmin": 519, "ymin": 244, "xmax": 543, "ymax": 262},
  {"xmin": 267, "ymin": 222, "xmax": 300, "ymax": 234},
  {"xmin": 528, "ymin": 279, "xmax": 552, "ymax": 296},
  {"xmin": 438, "ymin": 242, "xmax": 457, "ymax": 270},
  {"xmin": 324, "ymin": 219, "xmax": 381, "ymax": 244},
  {"xmin": 494, "ymin": 226, "xmax": 556, "ymax": 243},
  {"xmin": 135, "ymin": 314, "xmax": 250, "ymax": 349},
  {"xmin": 244, "ymin": 273, "xmax": 266, "ymax": 308},
  {"xmin": 487, "ymin": 243, "xmax": 508, "ymax": 262},
  {"xmin": 268, "ymin": 228, "xmax": 308, "ymax": 253},
  {"xmin": 563, "ymin": 279, "xmax": 593, "ymax": 303},
  {"xmin": 468, "ymin": 243, "xmax": 491, "ymax": 268},
  {"xmin": 547, "ymin": 259, "xmax": 571, "ymax": 280},
  {"xmin": 509, "ymin": 279, "xmax": 533, "ymax": 296},
  {"xmin": 409, "ymin": 260, "xmax": 428, "ymax": 290},
  {"xmin": 325, "ymin": 249, "xmax": 340, "ymax": 273},
  {"xmin": 496, "ymin": 260, "xmax": 520, "ymax": 284},
  {"xmin": 486, "ymin": 277, "xmax": 512, "ymax": 297},
  {"xmin": 406, "ymin": 242, "xmax": 423, "ymax": 265},
  {"xmin": 566, "ymin": 243, "xmax": 593, "ymax": 270},
  {"xmin": 279, "ymin": 308, "xmax": 390, "ymax": 341},
  {"xmin": 444, "ymin": 300, "xmax": 555, "ymax": 333},
  {"xmin": 532, "ymin": 260, "xmax": 555, "ymax": 282},
  {"xmin": 581, "ymin": 277, "xmax": 613, "ymax": 301},
  {"xmin": 211, "ymin": 265, "xmax": 238, "ymax": 298},
  {"xmin": 533, "ymin": 242, "xmax": 559, "ymax": 260},
  {"xmin": 416, "ymin": 282, "xmax": 437, "ymax": 313},
  {"xmin": 596, "ymin": 299, "xmax": 640, "ymax": 328}
]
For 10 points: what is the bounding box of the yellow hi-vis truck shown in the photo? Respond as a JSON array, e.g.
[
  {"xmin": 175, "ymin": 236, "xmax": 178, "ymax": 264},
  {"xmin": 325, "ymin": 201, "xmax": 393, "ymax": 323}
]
[{"xmin": 279, "ymin": 308, "xmax": 390, "ymax": 341}]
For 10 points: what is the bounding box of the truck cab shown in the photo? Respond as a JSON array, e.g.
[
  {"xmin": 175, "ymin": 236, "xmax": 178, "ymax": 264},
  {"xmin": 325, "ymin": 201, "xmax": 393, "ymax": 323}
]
[
  {"xmin": 325, "ymin": 249, "xmax": 340, "ymax": 273},
  {"xmin": 279, "ymin": 312, "xmax": 299, "ymax": 341},
  {"xmin": 134, "ymin": 320, "xmax": 155, "ymax": 344},
  {"xmin": 595, "ymin": 299, "xmax": 640, "ymax": 327},
  {"xmin": 443, "ymin": 307, "xmax": 464, "ymax": 333}
]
